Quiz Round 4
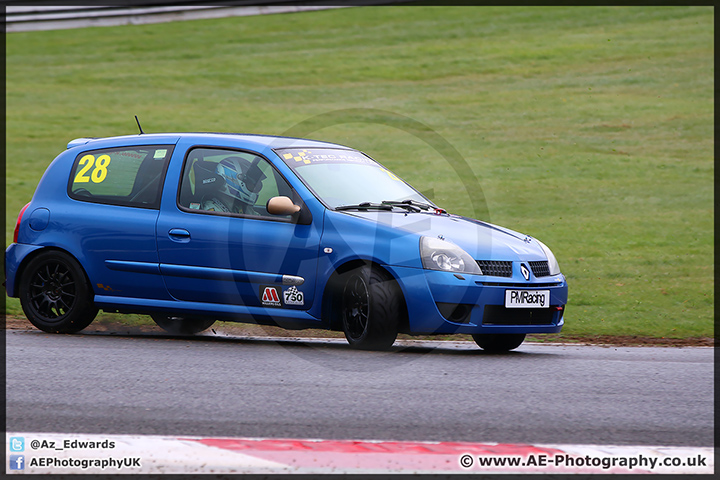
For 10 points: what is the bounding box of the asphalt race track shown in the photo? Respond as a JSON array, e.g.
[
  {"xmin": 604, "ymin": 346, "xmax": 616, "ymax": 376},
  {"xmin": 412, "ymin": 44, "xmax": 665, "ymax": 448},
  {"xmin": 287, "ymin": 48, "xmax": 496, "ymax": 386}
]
[{"xmin": 5, "ymin": 329, "xmax": 713, "ymax": 448}]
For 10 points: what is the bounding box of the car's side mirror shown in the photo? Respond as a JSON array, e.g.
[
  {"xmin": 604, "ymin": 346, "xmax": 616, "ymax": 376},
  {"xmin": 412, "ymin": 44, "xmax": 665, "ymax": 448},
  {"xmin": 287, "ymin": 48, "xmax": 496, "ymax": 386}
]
[{"xmin": 267, "ymin": 196, "xmax": 301, "ymax": 216}]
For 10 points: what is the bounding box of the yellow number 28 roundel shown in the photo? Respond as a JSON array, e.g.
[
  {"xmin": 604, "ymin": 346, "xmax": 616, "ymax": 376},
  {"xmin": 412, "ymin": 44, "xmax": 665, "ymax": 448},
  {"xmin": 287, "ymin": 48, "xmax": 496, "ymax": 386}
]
[{"xmin": 74, "ymin": 154, "xmax": 111, "ymax": 183}]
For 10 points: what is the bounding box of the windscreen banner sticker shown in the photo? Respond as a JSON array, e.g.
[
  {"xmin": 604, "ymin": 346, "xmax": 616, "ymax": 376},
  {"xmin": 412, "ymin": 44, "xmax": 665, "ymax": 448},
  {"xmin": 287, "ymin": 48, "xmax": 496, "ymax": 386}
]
[
  {"xmin": 260, "ymin": 286, "xmax": 282, "ymax": 307},
  {"xmin": 277, "ymin": 148, "xmax": 375, "ymax": 169}
]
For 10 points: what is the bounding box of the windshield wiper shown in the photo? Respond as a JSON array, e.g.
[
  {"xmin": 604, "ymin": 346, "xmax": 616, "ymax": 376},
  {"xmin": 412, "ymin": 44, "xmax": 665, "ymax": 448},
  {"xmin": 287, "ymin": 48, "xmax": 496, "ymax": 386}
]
[
  {"xmin": 381, "ymin": 199, "xmax": 447, "ymax": 214},
  {"xmin": 335, "ymin": 202, "xmax": 394, "ymax": 211},
  {"xmin": 379, "ymin": 200, "xmax": 422, "ymax": 212},
  {"xmin": 335, "ymin": 200, "xmax": 447, "ymax": 213}
]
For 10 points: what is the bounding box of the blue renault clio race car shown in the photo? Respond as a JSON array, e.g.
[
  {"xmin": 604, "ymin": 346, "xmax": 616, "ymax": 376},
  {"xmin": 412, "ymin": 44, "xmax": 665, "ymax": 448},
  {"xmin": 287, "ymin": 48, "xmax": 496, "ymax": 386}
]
[{"xmin": 5, "ymin": 132, "xmax": 567, "ymax": 351}]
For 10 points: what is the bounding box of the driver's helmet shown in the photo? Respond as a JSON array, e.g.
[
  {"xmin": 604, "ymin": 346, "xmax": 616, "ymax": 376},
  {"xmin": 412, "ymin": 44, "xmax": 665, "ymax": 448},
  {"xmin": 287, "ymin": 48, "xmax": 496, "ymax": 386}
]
[{"xmin": 215, "ymin": 156, "xmax": 264, "ymax": 206}]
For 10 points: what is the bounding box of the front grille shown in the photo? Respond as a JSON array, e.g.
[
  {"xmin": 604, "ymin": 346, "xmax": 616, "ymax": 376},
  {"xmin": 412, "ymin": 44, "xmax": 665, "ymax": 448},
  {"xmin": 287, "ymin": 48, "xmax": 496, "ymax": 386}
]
[
  {"xmin": 482, "ymin": 305, "xmax": 556, "ymax": 325},
  {"xmin": 476, "ymin": 260, "xmax": 512, "ymax": 277},
  {"xmin": 528, "ymin": 260, "xmax": 551, "ymax": 277}
]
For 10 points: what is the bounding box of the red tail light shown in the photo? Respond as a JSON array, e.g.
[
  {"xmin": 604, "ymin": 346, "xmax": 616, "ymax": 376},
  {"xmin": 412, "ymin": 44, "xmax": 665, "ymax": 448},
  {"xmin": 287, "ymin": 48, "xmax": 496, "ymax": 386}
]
[{"xmin": 13, "ymin": 203, "xmax": 30, "ymax": 243}]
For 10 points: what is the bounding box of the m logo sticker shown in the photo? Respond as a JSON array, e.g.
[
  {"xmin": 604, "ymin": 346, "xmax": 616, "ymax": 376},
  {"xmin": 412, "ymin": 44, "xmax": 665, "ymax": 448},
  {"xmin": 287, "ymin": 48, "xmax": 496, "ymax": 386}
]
[{"xmin": 261, "ymin": 286, "xmax": 282, "ymax": 307}]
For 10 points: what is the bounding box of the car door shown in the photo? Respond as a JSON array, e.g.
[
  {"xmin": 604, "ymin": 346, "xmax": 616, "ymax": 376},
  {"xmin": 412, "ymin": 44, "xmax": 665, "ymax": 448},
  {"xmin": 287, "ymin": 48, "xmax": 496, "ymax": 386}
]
[
  {"xmin": 64, "ymin": 142, "xmax": 176, "ymax": 301},
  {"xmin": 156, "ymin": 144, "xmax": 322, "ymax": 311}
]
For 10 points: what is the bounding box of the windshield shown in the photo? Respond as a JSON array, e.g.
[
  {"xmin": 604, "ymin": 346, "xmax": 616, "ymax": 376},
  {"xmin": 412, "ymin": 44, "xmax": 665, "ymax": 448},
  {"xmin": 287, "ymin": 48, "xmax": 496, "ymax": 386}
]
[{"xmin": 276, "ymin": 148, "xmax": 429, "ymax": 209}]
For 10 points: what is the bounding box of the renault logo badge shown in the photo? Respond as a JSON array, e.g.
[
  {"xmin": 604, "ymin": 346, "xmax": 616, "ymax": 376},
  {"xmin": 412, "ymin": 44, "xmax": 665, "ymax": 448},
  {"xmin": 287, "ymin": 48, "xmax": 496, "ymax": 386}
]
[{"xmin": 520, "ymin": 264, "xmax": 530, "ymax": 281}]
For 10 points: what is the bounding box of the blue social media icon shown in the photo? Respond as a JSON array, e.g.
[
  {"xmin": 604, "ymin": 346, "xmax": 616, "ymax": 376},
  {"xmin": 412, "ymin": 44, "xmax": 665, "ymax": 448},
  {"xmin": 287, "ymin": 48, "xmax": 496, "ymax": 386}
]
[
  {"xmin": 10, "ymin": 437, "xmax": 25, "ymax": 452},
  {"xmin": 9, "ymin": 455, "xmax": 25, "ymax": 470}
]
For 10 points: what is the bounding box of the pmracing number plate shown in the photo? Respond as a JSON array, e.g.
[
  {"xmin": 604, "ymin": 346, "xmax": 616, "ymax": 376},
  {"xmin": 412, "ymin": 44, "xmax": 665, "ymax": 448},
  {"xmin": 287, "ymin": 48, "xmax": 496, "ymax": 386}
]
[{"xmin": 505, "ymin": 290, "xmax": 550, "ymax": 308}]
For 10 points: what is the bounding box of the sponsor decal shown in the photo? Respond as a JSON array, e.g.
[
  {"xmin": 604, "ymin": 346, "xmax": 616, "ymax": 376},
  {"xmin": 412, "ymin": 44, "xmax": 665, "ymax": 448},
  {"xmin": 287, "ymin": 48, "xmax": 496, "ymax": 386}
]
[
  {"xmin": 283, "ymin": 286, "xmax": 304, "ymax": 306},
  {"xmin": 260, "ymin": 286, "xmax": 282, "ymax": 307},
  {"xmin": 279, "ymin": 148, "xmax": 375, "ymax": 168}
]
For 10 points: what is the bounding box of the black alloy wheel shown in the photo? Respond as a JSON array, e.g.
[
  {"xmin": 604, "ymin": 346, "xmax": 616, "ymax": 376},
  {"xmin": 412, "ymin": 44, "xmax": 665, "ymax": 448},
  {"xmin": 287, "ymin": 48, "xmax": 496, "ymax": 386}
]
[
  {"xmin": 340, "ymin": 266, "xmax": 400, "ymax": 350},
  {"xmin": 19, "ymin": 251, "xmax": 98, "ymax": 333},
  {"xmin": 343, "ymin": 272, "xmax": 370, "ymax": 340}
]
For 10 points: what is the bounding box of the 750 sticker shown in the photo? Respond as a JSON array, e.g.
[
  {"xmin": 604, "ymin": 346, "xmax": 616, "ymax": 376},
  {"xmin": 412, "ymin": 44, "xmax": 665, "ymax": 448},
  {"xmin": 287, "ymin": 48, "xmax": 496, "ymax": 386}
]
[{"xmin": 283, "ymin": 286, "xmax": 304, "ymax": 306}]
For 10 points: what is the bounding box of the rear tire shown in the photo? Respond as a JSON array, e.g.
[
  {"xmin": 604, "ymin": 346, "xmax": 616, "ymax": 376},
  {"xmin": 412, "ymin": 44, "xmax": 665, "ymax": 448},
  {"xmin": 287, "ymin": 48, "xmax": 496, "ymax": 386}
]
[
  {"xmin": 151, "ymin": 314, "xmax": 215, "ymax": 335},
  {"xmin": 472, "ymin": 333, "xmax": 526, "ymax": 352},
  {"xmin": 19, "ymin": 251, "xmax": 98, "ymax": 333},
  {"xmin": 340, "ymin": 266, "xmax": 400, "ymax": 350}
]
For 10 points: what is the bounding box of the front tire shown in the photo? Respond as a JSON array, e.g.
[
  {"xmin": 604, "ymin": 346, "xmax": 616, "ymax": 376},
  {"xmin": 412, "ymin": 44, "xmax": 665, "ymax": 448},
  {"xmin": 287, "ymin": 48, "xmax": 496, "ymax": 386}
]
[
  {"xmin": 340, "ymin": 266, "xmax": 400, "ymax": 350},
  {"xmin": 472, "ymin": 333, "xmax": 526, "ymax": 352},
  {"xmin": 18, "ymin": 251, "xmax": 98, "ymax": 333},
  {"xmin": 151, "ymin": 314, "xmax": 215, "ymax": 335}
]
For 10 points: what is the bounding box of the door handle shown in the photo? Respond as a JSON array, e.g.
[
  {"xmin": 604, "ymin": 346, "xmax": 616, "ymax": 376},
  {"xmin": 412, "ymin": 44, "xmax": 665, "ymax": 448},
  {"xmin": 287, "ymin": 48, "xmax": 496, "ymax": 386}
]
[{"xmin": 168, "ymin": 228, "xmax": 191, "ymax": 243}]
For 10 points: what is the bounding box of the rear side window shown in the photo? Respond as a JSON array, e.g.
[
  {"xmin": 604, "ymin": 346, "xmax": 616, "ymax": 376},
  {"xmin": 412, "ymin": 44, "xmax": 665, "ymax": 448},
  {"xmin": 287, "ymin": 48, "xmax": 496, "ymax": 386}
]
[{"xmin": 68, "ymin": 145, "xmax": 173, "ymax": 209}]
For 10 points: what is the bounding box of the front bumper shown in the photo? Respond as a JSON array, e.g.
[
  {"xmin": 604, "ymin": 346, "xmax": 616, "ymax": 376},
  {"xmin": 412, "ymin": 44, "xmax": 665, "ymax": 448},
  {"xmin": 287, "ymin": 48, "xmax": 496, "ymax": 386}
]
[{"xmin": 386, "ymin": 265, "xmax": 568, "ymax": 335}]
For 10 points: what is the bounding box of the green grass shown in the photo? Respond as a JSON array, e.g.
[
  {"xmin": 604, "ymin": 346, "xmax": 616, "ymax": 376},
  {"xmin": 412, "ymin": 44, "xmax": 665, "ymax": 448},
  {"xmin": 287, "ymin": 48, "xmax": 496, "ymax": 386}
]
[{"xmin": 5, "ymin": 6, "xmax": 713, "ymax": 339}]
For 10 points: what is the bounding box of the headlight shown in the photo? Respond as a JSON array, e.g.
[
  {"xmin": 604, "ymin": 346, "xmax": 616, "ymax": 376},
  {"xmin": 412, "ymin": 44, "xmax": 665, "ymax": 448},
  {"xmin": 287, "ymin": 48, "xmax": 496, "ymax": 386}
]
[
  {"xmin": 536, "ymin": 239, "xmax": 561, "ymax": 275},
  {"xmin": 420, "ymin": 236, "xmax": 482, "ymax": 275}
]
